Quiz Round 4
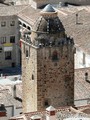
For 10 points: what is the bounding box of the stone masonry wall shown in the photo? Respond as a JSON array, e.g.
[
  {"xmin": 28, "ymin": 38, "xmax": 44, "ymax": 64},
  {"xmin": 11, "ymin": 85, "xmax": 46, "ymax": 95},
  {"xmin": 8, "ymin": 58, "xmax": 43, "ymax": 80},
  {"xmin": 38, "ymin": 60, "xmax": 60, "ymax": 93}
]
[
  {"xmin": 22, "ymin": 40, "xmax": 74, "ymax": 112},
  {"xmin": 36, "ymin": 45, "xmax": 74, "ymax": 110},
  {"xmin": 22, "ymin": 42, "xmax": 38, "ymax": 112}
]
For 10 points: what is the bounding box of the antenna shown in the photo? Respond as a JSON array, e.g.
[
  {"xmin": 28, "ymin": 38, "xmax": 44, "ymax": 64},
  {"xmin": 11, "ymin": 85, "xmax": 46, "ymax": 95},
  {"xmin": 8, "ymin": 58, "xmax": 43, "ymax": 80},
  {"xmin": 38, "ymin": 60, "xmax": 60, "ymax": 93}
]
[{"xmin": 76, "ymin": 13, "xmax": 78, "ymax": 24}]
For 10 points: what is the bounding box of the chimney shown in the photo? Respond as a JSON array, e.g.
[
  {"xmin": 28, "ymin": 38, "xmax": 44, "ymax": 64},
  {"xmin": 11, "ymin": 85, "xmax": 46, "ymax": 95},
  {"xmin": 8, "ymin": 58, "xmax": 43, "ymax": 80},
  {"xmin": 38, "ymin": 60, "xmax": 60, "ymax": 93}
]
[
  {"xmin": 76, "ymin": 13, "xmax": 78, "ymax": 24},
  {"xmin": 12, "ymin": 85, "xmax": 16, "ymax": 98},
  {"xmin": 12, "ymin": 85, "xmax": 22, "ymax": 102},
  {"xmin": 46, "ymin": 106, "xmax": 56, "ymax": 120},
  {"xmin": 0, "ymin": 104, "xmax": 7, "ymax": 118}
]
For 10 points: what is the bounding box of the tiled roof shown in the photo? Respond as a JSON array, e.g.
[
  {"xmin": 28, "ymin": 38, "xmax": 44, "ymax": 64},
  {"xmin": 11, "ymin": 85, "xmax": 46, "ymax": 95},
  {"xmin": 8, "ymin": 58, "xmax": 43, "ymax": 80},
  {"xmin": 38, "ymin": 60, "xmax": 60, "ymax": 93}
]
[
  {"xmin": 0, "ymin": 5, "xmax": 28, "ymax": 16},
  {"xmin": 78, "ymin": 105, "xmax": 90, "ymax": 114},
  {"xmin": 75, "ymin": 67, "xmax": 90, "ymax": 100},
  {"xmin": 0, "ymin": 4, "xmax": 90, "ymax": 116},
  {"xmin": 61, "ymin": 8, "xmax": 90, "ymax": 54},
  {"xmin": 32, "ymin": 15, "xmax": 65, "ymax": 34},
  {"xmin": 10, "ymin": 106, "xmax": 90, "ymax": 120},
  {"xmin": 18, "ymin": 5, "xmax": 90, "ymax": 54},
  {"xmin": 18, "ymin": 5, "xmax": 40, "ymax": 26},
  {"xmin": 9, "ymin": 114, "xmax": 26, "ymax": 120},
  {"xmin": 0, "ymin": 84, "xmax": 22, "ymax": 107}
]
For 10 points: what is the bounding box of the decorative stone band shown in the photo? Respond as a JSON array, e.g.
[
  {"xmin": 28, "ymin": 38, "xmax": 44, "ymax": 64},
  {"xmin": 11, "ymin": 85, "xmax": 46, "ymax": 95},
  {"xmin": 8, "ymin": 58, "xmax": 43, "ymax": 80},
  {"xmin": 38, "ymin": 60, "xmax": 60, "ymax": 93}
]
[{"xmin": 40, "ymin": 11, "xmax": 58, "ymax": 18}]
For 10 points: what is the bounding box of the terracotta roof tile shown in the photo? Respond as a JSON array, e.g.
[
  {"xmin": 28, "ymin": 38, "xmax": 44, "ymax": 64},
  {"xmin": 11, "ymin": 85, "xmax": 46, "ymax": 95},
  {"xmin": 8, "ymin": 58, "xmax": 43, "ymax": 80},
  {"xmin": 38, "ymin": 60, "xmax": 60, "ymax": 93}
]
[
  {"xmin": 61, "ymin": 9, "xmax": 90, "ymax": 54},
  {"xmin": 0, "ymin": 84, "xmax": 22, "ymax": 107},
  {"xmin": 0, "ymin": 5, "xmax": 28, "ymax": 16},
  {"xmin": 75, "ymin": 67, "xmax": 90, "ymax": 100},
  {"xmin": 10, "ymin": 106, "xmax": 90, "ymax": 120}
]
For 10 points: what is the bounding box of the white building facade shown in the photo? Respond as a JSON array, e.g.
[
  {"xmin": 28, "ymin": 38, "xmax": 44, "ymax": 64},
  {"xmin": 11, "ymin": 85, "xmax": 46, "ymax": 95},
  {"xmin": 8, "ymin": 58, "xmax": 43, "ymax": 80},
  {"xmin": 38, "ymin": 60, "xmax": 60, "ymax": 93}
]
[
  {"xmin": 0, "ymin": 15, "xmax": 21, "ymax": 68},
  {"xmin": 75, "ymin": 47, "xmax": 90, "ymax": 69}
]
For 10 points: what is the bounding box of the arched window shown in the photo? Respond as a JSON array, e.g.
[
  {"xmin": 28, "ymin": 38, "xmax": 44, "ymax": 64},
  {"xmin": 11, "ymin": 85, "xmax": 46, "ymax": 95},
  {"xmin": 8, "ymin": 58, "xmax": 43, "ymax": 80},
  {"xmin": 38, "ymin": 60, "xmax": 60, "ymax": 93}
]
[
  {"xmin": 27, "ymin": 26, "xmax": 31, "ymax": 30},
  {"xmin": 23, "ymin": 23, "xmax": 26, "ymax": 28},
  {"xmin": 52, "ymin": 50, "xmax": 58, "ymax": 61}
]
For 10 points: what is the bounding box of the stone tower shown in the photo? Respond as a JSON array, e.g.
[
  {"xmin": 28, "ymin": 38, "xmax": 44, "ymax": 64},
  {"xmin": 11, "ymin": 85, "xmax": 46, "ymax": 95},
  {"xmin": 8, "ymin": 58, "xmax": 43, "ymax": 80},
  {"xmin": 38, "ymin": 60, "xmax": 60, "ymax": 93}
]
[{"xmin": 21, "ymin": 4, "xmax": 75, "ymax": 113}]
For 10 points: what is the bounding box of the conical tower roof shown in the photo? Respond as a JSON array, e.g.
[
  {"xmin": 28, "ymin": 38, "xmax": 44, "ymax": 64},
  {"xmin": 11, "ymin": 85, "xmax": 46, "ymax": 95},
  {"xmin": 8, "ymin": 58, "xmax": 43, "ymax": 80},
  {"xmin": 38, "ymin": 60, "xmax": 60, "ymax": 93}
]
[
  {"xmin": 42, "ymin": 4, "xmax": 55, "ymax": 12},
  {"xmin": 32, "ymin": 4, "xmax": 65, "ymax": 34}
]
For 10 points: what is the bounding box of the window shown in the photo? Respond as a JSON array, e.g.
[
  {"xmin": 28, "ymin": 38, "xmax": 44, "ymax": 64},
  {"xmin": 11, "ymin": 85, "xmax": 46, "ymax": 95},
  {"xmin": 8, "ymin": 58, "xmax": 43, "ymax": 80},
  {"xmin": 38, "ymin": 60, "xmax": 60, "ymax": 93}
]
[
  {"xmin": 50, "ymin": 111, "xmax": 55, "ymax": 116},
  {"xmin": 1, "ymin": 21, "xmax": 6, "ymax": 27},
  {"xmin": 32, "ymin": 74, "xmax": 34, "ymax": 80},
  {"xmin": 45, "ymin": 100, "xmax": 49, "ymax": 107},
  {"xmin": 0, "ymin": 37, "xmax": 6, "ymax": 44},
  {"xmin": 52, "ymin": 50, "xmax": 58, "ymax": 61},
  {"xmin": 19, "ymin": 21, "xmax": 22, "ymax": 25},
  {"xmin": 26, "ymin": 50, "xmax": 28, "ymax": 57},
  {"xmin": 27, "ymin": 26, "xmax": 31, "ymax": 30},
  {"xmin": 10, "ymin": 21, "xmax": 15, "ymax": 26},
  {"xmin": 10, "ymin": 36, "xmax": 15, "ymax": 43},
  {"xmin": 64, "ymin": 76, "xmax": 71, "ymax": 87},
  {"xmin": 5, "ymin": 51, "xmax": 12, "ymax": 60},
  {"xmin": 44, "ymin": 99, "xmax": 50, "ymax": 107},
  {"xmin": 85, "ymin": 72, "xmax": 88, "ymax": 81},
  {"xmin": 23, "ymin": 23, "xmax": 26, "ymax": 28},
  {"xmin": 83, "ymin": 53, "xmax": 85, "ymax": 65},
  {"xmin": 0, "ymin": 48, "xmax": 2, "ymax": 53}
]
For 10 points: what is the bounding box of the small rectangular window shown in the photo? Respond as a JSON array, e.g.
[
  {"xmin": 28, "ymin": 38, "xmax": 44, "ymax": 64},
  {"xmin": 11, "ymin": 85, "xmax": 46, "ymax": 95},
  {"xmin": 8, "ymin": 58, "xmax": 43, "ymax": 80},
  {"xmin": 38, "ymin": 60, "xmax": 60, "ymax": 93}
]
[
  {"xmin": 26, "ymin": 50, "xmax": 29, "ymax": 57},
  {"xmin": 0, "ymin": 48, "xmax": 2, "ymax": 52},
  {"xmin": 5, "ymin": 51, "xmax": 12, "ymax": 60},
  {"xmin": 44, "ymin": 100, "xmax": 49, "ymax": 107},
  {"xmin": 50, "ymin": 111, "xmax": 55, "ymax": 116},
  {"xmin": 10, "ymin": 21, "xmax": 15, "ymax": 26},
  {"xmin": 1, "ymin": 21, "xmax": 6, "ymax": 27},
  {"xmin": 32, "ymin": 74, "xmax": 34, "ymax": 80},
  {"xmin": 83, "ymin": 53, "xmax": 85, "ymax": 65},
  {"xmin": 10, "ymin": 36, "xmax": 15, "ymax": 43},
  {"xmin": 52, "ymin": 51, "xmax": 58, "ymax": 61}
]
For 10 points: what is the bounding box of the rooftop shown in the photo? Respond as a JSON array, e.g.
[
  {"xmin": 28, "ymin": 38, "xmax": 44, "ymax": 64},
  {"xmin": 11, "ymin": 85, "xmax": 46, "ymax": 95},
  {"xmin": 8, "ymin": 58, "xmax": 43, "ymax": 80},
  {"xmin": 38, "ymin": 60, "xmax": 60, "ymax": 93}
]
[
  {"xmin": 0, "ymin": 5, "xmax": 28, "ymax": 16},
  {"xmin": 75, "ymin": 67, "xmax": 90, "ymax": 101},
  {"xmin": 42, "ymin": 4, "xmax": 55, "ymax": 12},
  {"xmin": 10, "ymin": 105, "xmax": 90, "ymax": 120},
  {"xmin": 1, "ymin": 67, "xmax": 89, "ymax": 107},
  {"xmin": 61, "ymin": 8, "xmax": 90, "ymax": 54},
  {"xmin": 0, "ymin": 77, "xmax": 22, "ymax": 85},
  {"xmin": 0, "ymin": 4, "xmax": 90, "ymax": 117},
  {"xmin": 17, "ymin": 5, "xmax": 90, "ymax": 54},
  {"xmin": 32, "ymin": 4, "xmax": 65, "ymax": 34},
  {"xmin": 0, "ymin": 83, "xmax": 22, "ymax": 107}
]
